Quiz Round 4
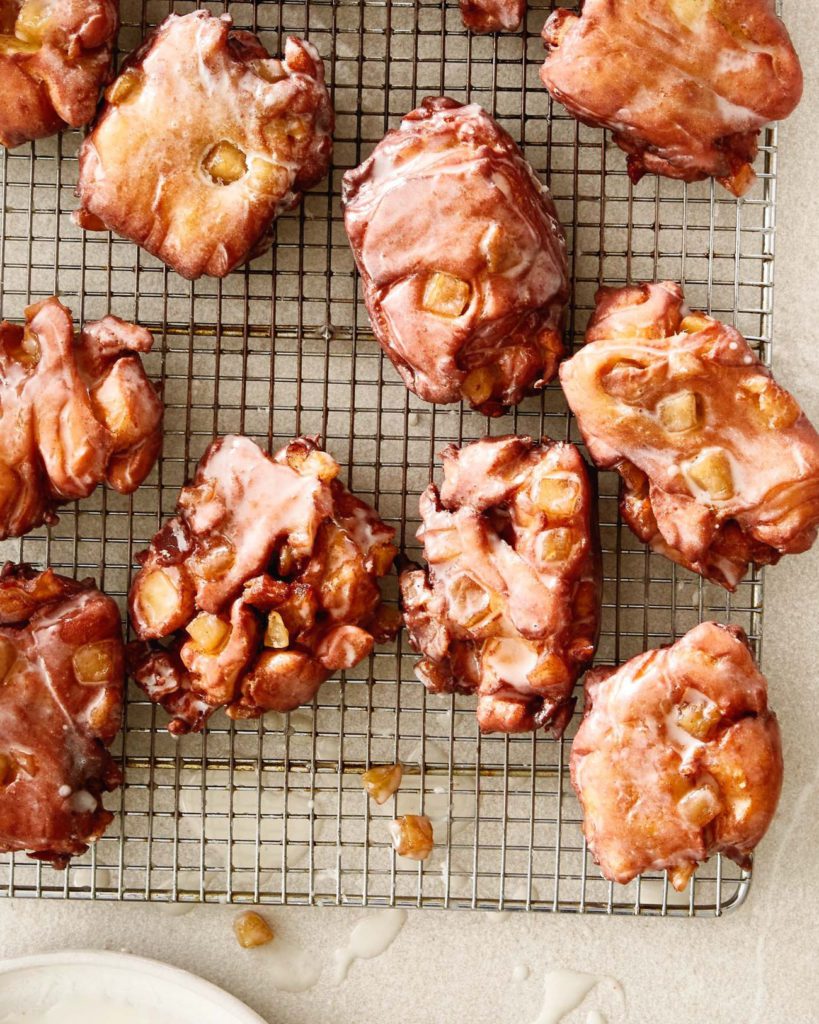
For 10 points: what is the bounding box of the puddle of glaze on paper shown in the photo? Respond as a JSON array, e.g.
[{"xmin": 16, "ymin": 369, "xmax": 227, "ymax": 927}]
[
  {"xmin": 531, "ymin": 969, "xmax": 602, "ymax": 1024},
  {"xmin": 261, "ymin": 938, "xmax": 323, "ymax": 994},
  {"xmin": 331, "ymin": 908, "xmax": 408, "ymax": 984}
]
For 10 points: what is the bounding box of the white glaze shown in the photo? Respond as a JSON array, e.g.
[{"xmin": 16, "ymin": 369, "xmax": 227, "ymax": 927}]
[
  {"xmin": 530, "ymin": 968, "xmax": 602, "ymax": 1024},
  {"xmin": 330, "ymin": 908, "xmax": 408, "ymax": 984}
]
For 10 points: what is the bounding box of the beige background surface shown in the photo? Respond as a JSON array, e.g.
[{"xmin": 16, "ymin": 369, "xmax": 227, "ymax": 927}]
[{"xmin": 0, "ymin": 3, "xmax": 817, "ymax": 1022}]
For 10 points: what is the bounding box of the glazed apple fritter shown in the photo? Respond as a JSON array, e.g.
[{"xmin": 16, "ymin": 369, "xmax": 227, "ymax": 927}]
[
  {"xmin": 0, "ymin": 0, "xmax": 118, "ymax": 148},
  {"xmin": 559, "ymin": 281, "xmax": 819, "ymax": 590},
  {"xmin": 0, "ymin": 296, "xmax": 162, "ymax": 539},
  {"xmin": 540, "ymin": 0, "xmax": 803, "ymax": 195},
  {"xmin": 0, "ymin": 564, "xmax": 124, "ymax": 867},
  {"xmin": 74, "ymin": 10, "xmax": 334, "ymax": 279},
  {"xmin": 571, "ymin": 622, "xmax": 783, "ymax": 890},
  {"xmin": 343, "ymin": 97, "xmax": 569, "ymax": 416},
  {"xmin": 400, "ymin": 436, "xmax": 600, "ymax": 734},
  {"xmin": 128, "ymin": 435, "xmax": 400, "ymax": 734}
]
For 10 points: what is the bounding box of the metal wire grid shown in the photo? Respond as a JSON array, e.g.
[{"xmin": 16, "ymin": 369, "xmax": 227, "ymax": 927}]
[{"xmin": 0, "ymin": 0, "xmax": 780, "ymax": 915}]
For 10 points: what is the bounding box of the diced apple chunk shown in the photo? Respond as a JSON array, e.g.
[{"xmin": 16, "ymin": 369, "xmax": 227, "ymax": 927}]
[
  {"xmin": 686, "ymin": 449, "xmax": 734, "ymax": 501},
  {"xmin": 105, "ymin": 69, "xmax": 143, "ymax": 106},
  {"xmin": 263, "ymin": 611, "xmax": 290, "ymax": 649},
  {"xmin": 679, "ymin": 312, "xmax": 712, "ymax": 334},
  {"xmin": 233, "ymin": 910, "xmax": 275, "ymax": 949},
  {"xmin": 186, "ymin": 612, "xmax": 230, "ymax": 654},
  {"xmin": 535, "ymin": 476, "xmax": 580, "ymax": 518},
  {"xmin": 536, "ymin": 527, "xmax": 575, "ymax": 564},
  {"xmin": 8, "ymin": 328, "xmax": 40, "ymax": 368},
  {"xmin": 480, "ymin": 222, "xmax": 515, "ymax": 273},
  {"xmin": 0, "ymin": 34, "xmax": 38, "ymax": 54},
  {"xmin": 195, "ymin": 534, "xmax": 236, "ymax": 582},
  {"xmin": 742, "ymin": 378, "xmax": 801, "ymax": 430},
  {"xmin": 362, "ymin": 763, "xmax": 403, "ymax": 805},
  {"xmin": 422, "ymin": 272, "xmax": 471, "ymax": 318},
  {"xmin": 462, "ymin": 366, "xmax": 496, "ymax": 407},
  {"xmin": 203, "ymin": 141, "xmax": 248, "ymax": 185},
  {"xmin": 73, "ymin": 640, "xmax": 117, "ymax": 685},
  {"xmin": 137, "ymin": 569, "xmax": 183, "ymax": 631},
  {"xmin": 658, "ymin": 391, "xmax": 701, "ymax": 433},
  {"xmin": 14, "ymin": 0, "xmax": 51, "ymax": 44},
  {"xmin": 389, "ymin": 814, "xmax": 434, "ymax": 860},
  {"xmin": 678, "ymin": 785, "xmax": 722, "ymax": 828},
  {"xmin": 529, "ymin": 651, "xmax": 570, "ymax": 690},
  {"xmin": 369, "ymin": 542, "xmax": 397, "ymax": 577},
  {"xmin": 677, "ymin": 698, "xmax": 721, "ymax": 740},
  {"xmin": 447, "ymin": 574, "xmax": 498, "ymax": 630}
]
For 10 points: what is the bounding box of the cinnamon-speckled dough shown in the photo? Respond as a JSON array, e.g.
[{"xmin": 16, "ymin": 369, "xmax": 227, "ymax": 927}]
[
  {"xmin": 74, "ymin": 10, "xmax": 334, "ymax": 279},
  {"xmin": 560, "ymin": 282, "xmax": 819, "ymax": 590},
  {"xmin": 0, "ymin": 0, "xmax": 118, "ymax": 148},
  {"xmin": 540, "ymin": 0, "xmax": 803, "ymax": 194},
  {"xmin": 0, "ymin": 296, "xmax": 163, "ymax": 540},
  {"xmin": 571, "ymin": 622, "xmax": 783, "ymax": 890},
  {"xmin": 0, "ymin": 564, "xmax": 124, "ymax": 867},
  {"xmin": 342, "ymin": 97, "xmax": 569, "ymax": 416},
  {"xmin": 128, "ymin": 435, "xmax": 399, "ymax": 734},
  {"xmin": 400, "ymin": 435, "xmax": 600, "ymax": 734}
]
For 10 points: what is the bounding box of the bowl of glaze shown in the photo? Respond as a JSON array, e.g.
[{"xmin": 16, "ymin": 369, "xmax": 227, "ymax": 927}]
[{"xmin": 0, "ymin": 949, "xmax": 267, "ymax": 1023}]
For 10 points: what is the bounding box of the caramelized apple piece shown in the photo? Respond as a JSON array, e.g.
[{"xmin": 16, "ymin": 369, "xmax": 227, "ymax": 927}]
[
  {"xmin": 362, "ymin": 763, "xmax": 403, "ymax": 805},
  {"xmin": 389, "ymin": 814, "xmax": 434, "ymax": 860},
  {"xmin": 659, "ymin": 391, "xmax": 701, "ymax": 433},
  {"xmin": 186, "ymin": 612, "xmax": 231, "ymax": 655},
  {"xmin": 73, "ymin": 640, "xmax": 118, "ymax": 685},
  {"xmin": 535, "ymin": 476, "xmax": 580, "ymax": 518},
  {"xmin": 234, "ymin": 910, "xmax": 275, "ymax": 949},
  {"xmin": 678, "ymin": 785, "xmax": 722, "ymax": 828},
  {"xmin": 677, "ymin": 696, "xmax": 722, "ymax": 740},
  {"xmin": 264, "ymin": 611, "xmax": 290, "ymax": 649},
  {"xmin": 687, "ymin": 449, "xmax": 734, "ymax": 501},
  {"xmin": 536, "ymin": 527, "xmax": 574, "ymax": 564},
  {"xmin": 422, "ymin": 272, "xmax": 471, "ymax": 318},
  {"xmin": 462, "ymin": 366, "xmax": 497, "ymax": 408},
  {"xmin": 137, "ymin": 570, "xmax": 185, "ymax": 632},
  {"xmin": 204, "ymin": 141, "xmax": 248, "ymax": 185}
]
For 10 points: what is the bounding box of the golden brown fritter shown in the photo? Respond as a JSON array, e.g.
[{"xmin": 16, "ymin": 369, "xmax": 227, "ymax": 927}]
[
  {"xmin": 74, "ymin": 10, "xmax": 334, "ymax": 279},
  {"xmin": 0, "ymin": 564, "xmax": 123, "ymax": 867},
  {"xmin": 400, "ymin": 435, "xmax": 600, "ymax": 734},
  {"xmin": 0, "ymin": 0, "xmax": 118, "ymax": 148},
  {"xmin": 560, "ymin": 281, "xmax": 819, "ymax": 590},
  {"xmin": 0, "ymin": 296, "xmax": 162, "ymax": 539},
  {"xmin": 571, "ymin": 622, "xmax": 783, "ymax": 890},
  {"xmin": 343, "ymin": 97, "xmax": 568, "ymax": 416},
  {"xmin": 540, "ymin": 0, "xmax": 803, "ymax": 194},
  {"xmin": 128, "ymin": 435, "xmax": 399, "ymax": 734}
]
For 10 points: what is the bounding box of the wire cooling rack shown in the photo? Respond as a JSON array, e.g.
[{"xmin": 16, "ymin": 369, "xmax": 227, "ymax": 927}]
[{"xmin": 0, "ymin": 0, "xmax": 780, "ymax": 915}]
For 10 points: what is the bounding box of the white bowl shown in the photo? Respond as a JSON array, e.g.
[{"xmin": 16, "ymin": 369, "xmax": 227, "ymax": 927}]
[{"xmin": 0, "ymin": 949, "xmax": 267, "ymax": 1023}]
